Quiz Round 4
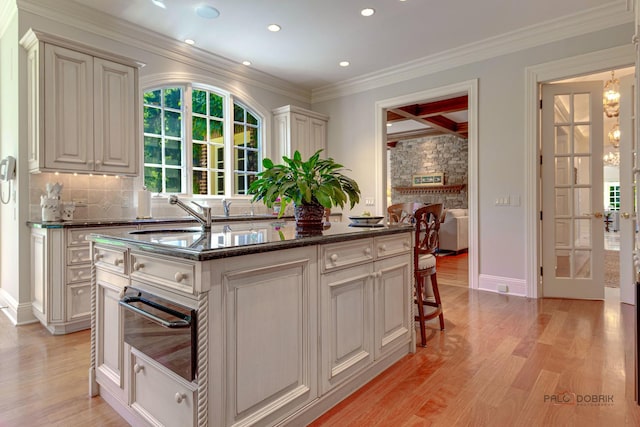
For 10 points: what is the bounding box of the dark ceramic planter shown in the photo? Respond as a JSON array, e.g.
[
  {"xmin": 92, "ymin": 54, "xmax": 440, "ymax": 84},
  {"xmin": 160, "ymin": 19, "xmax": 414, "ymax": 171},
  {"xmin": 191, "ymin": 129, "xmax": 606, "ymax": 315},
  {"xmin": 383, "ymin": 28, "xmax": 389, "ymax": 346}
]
[{"xmin": 294, "ymin": 203, "xmax": 325, "ymax": 233}]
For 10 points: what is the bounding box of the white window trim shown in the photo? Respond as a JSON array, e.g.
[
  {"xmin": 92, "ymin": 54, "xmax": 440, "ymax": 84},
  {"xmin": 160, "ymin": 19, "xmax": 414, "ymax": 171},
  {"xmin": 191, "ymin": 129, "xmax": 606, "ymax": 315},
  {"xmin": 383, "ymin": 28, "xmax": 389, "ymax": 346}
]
[{"xmin": 141, "ymin": 80, "xmax": 267, "ymax": 199}]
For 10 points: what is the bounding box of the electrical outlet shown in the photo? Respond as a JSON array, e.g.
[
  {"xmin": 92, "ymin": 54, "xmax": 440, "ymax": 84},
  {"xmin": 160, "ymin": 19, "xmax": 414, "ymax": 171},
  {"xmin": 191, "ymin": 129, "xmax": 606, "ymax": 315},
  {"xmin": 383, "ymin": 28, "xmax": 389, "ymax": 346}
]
[
  {"xmin": 497, "ymin": 284, "xmax": 509, "ymax": 293},
  {"xmin": 365, "ymin": 198, "xmax": 374, "ymax": 206}
]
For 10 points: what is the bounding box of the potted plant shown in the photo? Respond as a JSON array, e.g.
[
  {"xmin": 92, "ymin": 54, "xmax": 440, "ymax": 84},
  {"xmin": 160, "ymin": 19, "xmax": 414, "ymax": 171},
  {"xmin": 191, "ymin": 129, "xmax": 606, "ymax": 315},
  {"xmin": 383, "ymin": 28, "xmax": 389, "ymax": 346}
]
[{"xmin": 248, "ymin": 150, "xmax": 361, "ymax": 231}]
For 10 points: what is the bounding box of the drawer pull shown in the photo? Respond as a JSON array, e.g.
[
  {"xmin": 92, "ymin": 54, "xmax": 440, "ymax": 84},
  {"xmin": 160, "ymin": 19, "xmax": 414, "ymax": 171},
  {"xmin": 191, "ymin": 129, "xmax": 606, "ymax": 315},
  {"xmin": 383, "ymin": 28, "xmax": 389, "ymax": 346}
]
[
  {"xmin": 77, "ymin": 234, "xmax": 85, "ymax": 241},
  {"xmin": 113, "ymin": 258, "xmax": 123, "ymax": 266},
  {"xmin": 174, "ymin": 272, "xmax": 186, "ymax": 283},
  {"xmin": 364, "ymin": 247, "xmax": 372, "ymax": 256},
  {"xmin": 134, "ymin": 363, "xmax": 144, "ymax": 374},
  {"xmin": 133, "ymin": 262, "xmax": 145, "ymax": 271},
  {"xmin": 330, "ymin": 253, "xmax": 338, "ymax": 262},
  {"xmin": 76, "ymin": 289, "xmax": 85, "ymax": 296},
  {"xmin": 93, "ymin": 253, "xmax": 103, "ymax": 262},
  {"xmin": 379, "ymin": 244, "xmax": 387, "ymax": 252},
  {"xmin": 175, "ymin": 392, "xmax": 187, "ymax": 404}
]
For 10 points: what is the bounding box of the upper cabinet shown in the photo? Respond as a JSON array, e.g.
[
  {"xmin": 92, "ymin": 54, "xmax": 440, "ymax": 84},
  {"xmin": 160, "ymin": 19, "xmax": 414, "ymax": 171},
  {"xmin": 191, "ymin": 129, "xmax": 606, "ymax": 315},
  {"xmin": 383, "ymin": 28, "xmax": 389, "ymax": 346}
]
[
  {"xmin": 21, "ymin": 29, "xmax": 142, "ymax": 176},
  {"xmin": 273, "ymin": 105, "xmax": 328, "ymax": 160}
]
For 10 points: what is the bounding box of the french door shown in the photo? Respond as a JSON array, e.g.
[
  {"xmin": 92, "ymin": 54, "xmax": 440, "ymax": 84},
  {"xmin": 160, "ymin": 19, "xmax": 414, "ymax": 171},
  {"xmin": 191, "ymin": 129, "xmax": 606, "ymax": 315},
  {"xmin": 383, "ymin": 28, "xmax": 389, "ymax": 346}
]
[{"xmin": 541, "ymin": 81, "xmax": 604, "ymax": 299}]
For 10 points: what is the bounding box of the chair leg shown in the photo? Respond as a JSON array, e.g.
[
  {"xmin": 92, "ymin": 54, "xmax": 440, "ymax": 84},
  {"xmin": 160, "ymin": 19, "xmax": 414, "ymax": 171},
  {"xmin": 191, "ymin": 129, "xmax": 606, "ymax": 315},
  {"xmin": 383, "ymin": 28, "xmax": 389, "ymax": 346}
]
[
  {"xmin": 430, "ymin": 272, "xmax": 445, "ymax": 331},
  {"xmin": 414, "ymin": 275, "xmax": 427, "ymax": 347}
]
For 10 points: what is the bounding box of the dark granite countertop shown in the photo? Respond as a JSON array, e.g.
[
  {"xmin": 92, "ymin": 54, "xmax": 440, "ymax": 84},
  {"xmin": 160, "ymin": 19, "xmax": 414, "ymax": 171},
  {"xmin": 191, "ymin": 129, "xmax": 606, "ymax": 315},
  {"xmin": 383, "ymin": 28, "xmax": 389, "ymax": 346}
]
[
  {"xmin": 88, "ymin": 221, "xmax": 412, "ymax": 261},
  {"xmin": 26, "ymin": 214, "xmax": 292, "ymax": 229}
]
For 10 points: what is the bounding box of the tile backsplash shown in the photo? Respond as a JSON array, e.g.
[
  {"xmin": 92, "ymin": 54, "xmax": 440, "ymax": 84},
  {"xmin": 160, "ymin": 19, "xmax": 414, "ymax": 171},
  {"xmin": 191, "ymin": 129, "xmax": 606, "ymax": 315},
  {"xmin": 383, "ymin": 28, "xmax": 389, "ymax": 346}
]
[
  {"xmin": 29, "ymin": 173, "xmax": 136, "ymax": 220},
  {"xmin": 28, "ymin": 172, "xmax": 276, "ymax": 221}
]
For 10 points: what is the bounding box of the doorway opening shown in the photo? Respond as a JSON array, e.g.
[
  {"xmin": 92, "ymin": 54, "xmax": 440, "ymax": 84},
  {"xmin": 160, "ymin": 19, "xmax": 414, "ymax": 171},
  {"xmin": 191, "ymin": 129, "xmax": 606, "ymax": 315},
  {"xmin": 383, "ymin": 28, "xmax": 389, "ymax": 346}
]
[{"xmin": 374, "ymin": 80, "xmax": 478, "ymax": 290}]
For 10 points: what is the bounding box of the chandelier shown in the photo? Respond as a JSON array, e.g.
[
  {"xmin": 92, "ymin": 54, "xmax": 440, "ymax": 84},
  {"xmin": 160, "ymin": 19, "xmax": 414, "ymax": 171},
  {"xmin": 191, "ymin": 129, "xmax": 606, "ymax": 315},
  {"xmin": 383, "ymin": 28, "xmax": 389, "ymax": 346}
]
[
  {"xmin": 608, "ymin": 120, "xmax": 620, "ymax": 148},
  {"xmin": 603, "ymin": 151, "xmax": 620, "ymax": 166},
  {"xmin": 603, "ymin": 70, "xmax": 620, "ymax": 118}
]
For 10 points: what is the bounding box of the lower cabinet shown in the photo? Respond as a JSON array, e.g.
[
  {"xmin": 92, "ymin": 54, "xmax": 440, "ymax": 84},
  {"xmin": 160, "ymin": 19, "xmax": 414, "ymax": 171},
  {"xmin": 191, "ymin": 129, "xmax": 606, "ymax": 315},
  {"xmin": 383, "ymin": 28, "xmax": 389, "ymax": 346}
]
[
  {"xmin": 320, "ymin": 235, "xmax": 412, "ymax": 393},
  {"xmin": 219, "ymin": 246, "xmax": 319, "ymax": 427},
  {"xmin": 130, "ymin": 348, "xmax": 196, "ymax": 427},
  {"xmin": 94, "ymin": 257, "xmax": 128, "ymax": 404}
]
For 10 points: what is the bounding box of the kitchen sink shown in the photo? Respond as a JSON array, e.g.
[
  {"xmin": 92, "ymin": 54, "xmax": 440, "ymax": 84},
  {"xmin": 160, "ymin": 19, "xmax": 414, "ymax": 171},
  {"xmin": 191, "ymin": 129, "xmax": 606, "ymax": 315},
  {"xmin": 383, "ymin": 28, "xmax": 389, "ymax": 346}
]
[{"xmin": 128, "ymin": 228, "xmax": 202, "ymax": 235}]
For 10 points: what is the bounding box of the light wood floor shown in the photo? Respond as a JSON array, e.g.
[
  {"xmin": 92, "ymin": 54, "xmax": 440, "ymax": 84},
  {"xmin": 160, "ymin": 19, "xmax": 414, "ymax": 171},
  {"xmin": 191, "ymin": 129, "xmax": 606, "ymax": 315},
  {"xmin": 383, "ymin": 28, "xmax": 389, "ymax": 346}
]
[{"xmin": 2, "ymin": 254, "xmax": 639, "ymax": 426}]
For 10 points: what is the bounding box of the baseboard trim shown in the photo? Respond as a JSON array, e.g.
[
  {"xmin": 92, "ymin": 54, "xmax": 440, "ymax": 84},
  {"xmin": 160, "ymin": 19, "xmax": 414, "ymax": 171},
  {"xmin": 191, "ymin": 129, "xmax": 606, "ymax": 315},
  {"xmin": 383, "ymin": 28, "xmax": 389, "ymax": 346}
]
[
  {"xmin": 0, "ymin": 289, "xmax": 38, "ymax": 326},
  {"xmin": 478, "ymin": 274, "xmax": 528, "ymax": 297}
]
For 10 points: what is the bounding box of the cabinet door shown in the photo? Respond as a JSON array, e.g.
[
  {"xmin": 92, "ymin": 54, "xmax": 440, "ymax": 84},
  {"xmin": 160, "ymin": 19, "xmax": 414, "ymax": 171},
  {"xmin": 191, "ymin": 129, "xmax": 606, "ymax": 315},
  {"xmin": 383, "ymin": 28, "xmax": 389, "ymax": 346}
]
[
  {"xmin": 290, "ymin": 112, "xmax": 310, "ymax": 159},
  {"xmin": 373, "ymin": 255, "xmax": 411, "ymax": 359},
  {"xmin": 223, "ymin": 249, "xmax": 317, "ymax": 426},
  {"xmin": 95, "ymin": 270, "xmax": 126, "ymax": 401},
  {"xmin": 320, "ymin": 263, "xmax": 374, "ymax": 393},
  {"xmin": 309, "ymin": 117, "xmax": 327, "ymax": 156},
  {"xmin": 44, "ymin": 44, "xmax": 94, "ymax": 172},
  {"xmin": 94, "ymin": 58, "xmax": 137, "ymax": 175}
]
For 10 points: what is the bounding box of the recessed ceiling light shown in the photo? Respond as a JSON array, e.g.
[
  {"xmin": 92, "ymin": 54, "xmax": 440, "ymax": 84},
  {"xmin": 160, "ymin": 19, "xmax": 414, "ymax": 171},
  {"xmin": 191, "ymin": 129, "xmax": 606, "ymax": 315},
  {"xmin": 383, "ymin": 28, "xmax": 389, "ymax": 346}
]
[
  {"xmin": 267, "ymin": 24, "xmax": 281, "ymax": 32},
  {"xmin": 185, "ymin": 39, "xmax": 195, "ymax": 45},
  {"xmin": 242, "ymin": 60, "xmax": 252, "ymax": 66},
  {"xmin": 151, "ymin": 0, "xmax": 166, "ymax": 9},
  {"xmin": 339, "ymin": 61, "xmax": 350, "ymax": 67},
  {"xmin": 361, "ymin": 8, "xmax": 375, "ymax": 17},
  {"xmin": 196, "ymin": 5, "xmax": 220, "ymax": 19}
]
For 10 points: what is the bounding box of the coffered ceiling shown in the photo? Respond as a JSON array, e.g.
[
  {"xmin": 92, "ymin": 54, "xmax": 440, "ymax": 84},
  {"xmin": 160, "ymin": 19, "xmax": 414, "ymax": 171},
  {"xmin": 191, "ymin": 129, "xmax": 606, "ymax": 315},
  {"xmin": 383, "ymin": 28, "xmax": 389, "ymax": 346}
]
[{"xmin": 386, "ymin": 95, "xmax": 468, "ymax": 145}]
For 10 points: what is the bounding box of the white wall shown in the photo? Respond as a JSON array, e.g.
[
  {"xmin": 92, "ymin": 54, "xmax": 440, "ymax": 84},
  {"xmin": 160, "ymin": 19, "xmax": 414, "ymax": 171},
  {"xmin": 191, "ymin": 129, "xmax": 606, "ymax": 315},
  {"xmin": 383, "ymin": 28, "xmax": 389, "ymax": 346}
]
[{"xmin": 312, "ymin": 23, "xmax": 634, "ymax": 287}]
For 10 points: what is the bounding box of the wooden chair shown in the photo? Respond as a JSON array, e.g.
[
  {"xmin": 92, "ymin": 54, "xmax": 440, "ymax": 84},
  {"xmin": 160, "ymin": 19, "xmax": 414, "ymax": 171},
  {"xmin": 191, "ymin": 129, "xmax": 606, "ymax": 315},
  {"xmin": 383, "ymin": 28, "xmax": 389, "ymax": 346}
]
[
  {"xmin": 413, "ymin": 204, "xmax": 445, "ymax": 347},
  {"xmin": 387, "ymin": 202, "xmax": 425, "ymax": 224}
]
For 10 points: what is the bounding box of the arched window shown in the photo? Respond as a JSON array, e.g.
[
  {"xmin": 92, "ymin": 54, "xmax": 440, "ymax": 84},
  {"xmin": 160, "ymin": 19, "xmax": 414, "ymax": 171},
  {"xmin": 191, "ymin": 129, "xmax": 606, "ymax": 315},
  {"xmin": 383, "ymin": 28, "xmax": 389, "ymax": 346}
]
[{"xmin": 143, "ymin": 84, "xmax": 262, "ymax": 196}]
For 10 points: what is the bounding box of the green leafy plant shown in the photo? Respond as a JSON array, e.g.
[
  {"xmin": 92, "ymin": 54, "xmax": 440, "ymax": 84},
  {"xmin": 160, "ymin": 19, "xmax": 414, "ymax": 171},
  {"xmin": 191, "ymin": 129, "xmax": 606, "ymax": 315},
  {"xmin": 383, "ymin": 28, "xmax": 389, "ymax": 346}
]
[{"xmin": 248, "ymin": 150, "xmax": 361, "ymax": 215}]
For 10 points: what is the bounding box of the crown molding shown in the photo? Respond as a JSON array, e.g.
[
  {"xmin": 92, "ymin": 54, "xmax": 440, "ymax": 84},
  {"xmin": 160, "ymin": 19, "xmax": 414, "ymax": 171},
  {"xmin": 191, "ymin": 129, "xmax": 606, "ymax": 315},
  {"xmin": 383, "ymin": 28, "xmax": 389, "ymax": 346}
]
[
  {"xmin": 312, "ymin": 1, "xmax": 634, "ymax": 103},
  {"xmin": 16, "ymin": 0, "xmax": 311, "ymax": 104},
  {"xmin": 0, "ymin": 0, "xmax": 17, "ymax": 38}
]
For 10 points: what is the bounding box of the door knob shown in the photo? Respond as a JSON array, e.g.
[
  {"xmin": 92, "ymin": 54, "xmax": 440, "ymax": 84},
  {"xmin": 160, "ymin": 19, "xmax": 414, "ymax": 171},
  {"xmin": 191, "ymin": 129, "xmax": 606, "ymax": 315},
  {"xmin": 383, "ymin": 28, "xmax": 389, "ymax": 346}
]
[
  {"xmin": 621, "ymin": 212, "xmax": 631, "ymax": 219},
  {"xmin": 593, "ymin": 212, "xmax": 603, "ymax": 218}
]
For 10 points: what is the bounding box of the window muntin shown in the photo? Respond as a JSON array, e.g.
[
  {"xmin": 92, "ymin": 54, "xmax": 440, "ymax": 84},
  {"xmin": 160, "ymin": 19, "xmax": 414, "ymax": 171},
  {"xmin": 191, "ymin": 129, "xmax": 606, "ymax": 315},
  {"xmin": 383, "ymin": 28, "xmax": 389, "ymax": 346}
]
[
  {"xmin": 143, "ymin": 84, "xmax": 261, "ymax": 197},
  {"xmin": 143, "ymin": 88, "xmax": 184, "ymax": 193},
  {"xmin": 233, "ymin": 102, "xmax": 260, "ymax": 195}
]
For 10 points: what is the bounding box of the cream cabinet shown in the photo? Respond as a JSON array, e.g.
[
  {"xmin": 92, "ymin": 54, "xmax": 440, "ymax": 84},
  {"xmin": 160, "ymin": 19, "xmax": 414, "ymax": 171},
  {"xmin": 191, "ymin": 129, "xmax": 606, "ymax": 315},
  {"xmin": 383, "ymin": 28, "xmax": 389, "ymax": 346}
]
[
  {"xmin": 94, "ymin": 259, "xmax": 129, "ymax": 405},
  {"xmin": 20, "ymin": 29, "xmax": 141, "ymax": 176},
  {"xmin": 319, "ymin": 234, "xmax": 412, "ymax": 393},
  {"xmin": 217, "ymin": 246, "xmax": 318, "ymax": 427},
  {"xmin": 273, "ymin": 105, "xmax": 328, "ymax": 160},
  {"xmin": 30, "ymin": 225, "xmax": 135, "ymax": 334}
]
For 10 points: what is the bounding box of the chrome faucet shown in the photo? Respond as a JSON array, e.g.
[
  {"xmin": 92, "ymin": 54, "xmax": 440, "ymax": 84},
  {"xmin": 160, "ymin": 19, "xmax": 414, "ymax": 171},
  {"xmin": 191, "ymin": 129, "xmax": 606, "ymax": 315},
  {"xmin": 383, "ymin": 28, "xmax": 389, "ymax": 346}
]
[
  {"xmin": 222, "ymin": 199, "xmax": 232, "ymax": 217},
  {"xmin": 168, "ymin": 195, "xmax": 212, "ymax": 231}
]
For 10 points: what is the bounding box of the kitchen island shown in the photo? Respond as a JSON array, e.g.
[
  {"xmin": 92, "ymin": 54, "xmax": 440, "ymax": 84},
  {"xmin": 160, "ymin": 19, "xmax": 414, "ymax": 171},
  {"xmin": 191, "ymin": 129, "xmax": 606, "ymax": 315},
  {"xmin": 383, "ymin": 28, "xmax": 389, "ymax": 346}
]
[{"xmin": 88, "ymin": 220, "xmax": 414, "ymax": 427}]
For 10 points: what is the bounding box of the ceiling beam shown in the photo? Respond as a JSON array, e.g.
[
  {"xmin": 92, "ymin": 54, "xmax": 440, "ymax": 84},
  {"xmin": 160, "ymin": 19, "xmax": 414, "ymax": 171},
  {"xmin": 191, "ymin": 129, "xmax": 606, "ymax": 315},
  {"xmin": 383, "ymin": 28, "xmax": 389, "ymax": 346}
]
[
  {"xmin": 397, "ymin": 95, "xmax": 468, "ymax": 119},
  {"xmin": 388, "ymin": 108, "xmax": 467, "ymax": 139}
]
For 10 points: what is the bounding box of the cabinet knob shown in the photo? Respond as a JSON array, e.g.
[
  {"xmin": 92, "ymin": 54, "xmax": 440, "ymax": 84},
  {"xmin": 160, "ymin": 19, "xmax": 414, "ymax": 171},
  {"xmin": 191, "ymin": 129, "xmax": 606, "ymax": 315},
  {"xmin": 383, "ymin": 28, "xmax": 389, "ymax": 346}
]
[
  {"xmin": 174, "ymin": 272, "xmax": 186, "ymax": 283},
  {"xmin": 379, "ymin": 244, "xmax": 387, "ymax": 252},
  {"xmin": 113, "ymin": 258, "xmax": 123, "ymax": 266},
  {"xmin": 94, "ymin": 253, "xmax": 103, "ymax": 262},
  {"xmin": 364, "ymin": 247, "xmax": 371, "ymax": 256},
  {"xmin": 330, "ymin": 253, "xmax": 339, "ymax": 262},
  {"xmin": 134, "ymin": 363, "xmax": 144, "ymax": 374},
  {"xmin": 133, "ymin": 262, "xmax": 144, "ymax": 271},
  {"xmin": 78, "ymin": 234, "xmax": 85, "ymax": 240},
  {"xmin": 76, "ymin": 289, "xmax": 84, "ymax": 296},
  {"xmin": 95, "ymin": 159, "xmax": 102, "ymax": 169},
  {"xmin": 175, "ymin": 392, "xmax": 187, "ymax": 404}
]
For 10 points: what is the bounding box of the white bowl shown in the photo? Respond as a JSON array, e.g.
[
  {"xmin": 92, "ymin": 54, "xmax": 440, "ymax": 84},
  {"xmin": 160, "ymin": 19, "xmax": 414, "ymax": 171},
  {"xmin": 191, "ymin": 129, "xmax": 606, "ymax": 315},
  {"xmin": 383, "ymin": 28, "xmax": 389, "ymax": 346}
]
[{"xmin": 348, "ymin": 216, "xmax": 384, "ymax": 225}]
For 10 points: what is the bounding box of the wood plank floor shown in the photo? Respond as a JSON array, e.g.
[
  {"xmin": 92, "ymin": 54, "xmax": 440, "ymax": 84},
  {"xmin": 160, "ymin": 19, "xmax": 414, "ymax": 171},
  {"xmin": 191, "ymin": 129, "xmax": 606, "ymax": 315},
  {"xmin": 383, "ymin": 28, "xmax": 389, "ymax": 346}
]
[{"xmin": 1, "ymin": 253, "xmax": 638, "ymax": 426}]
